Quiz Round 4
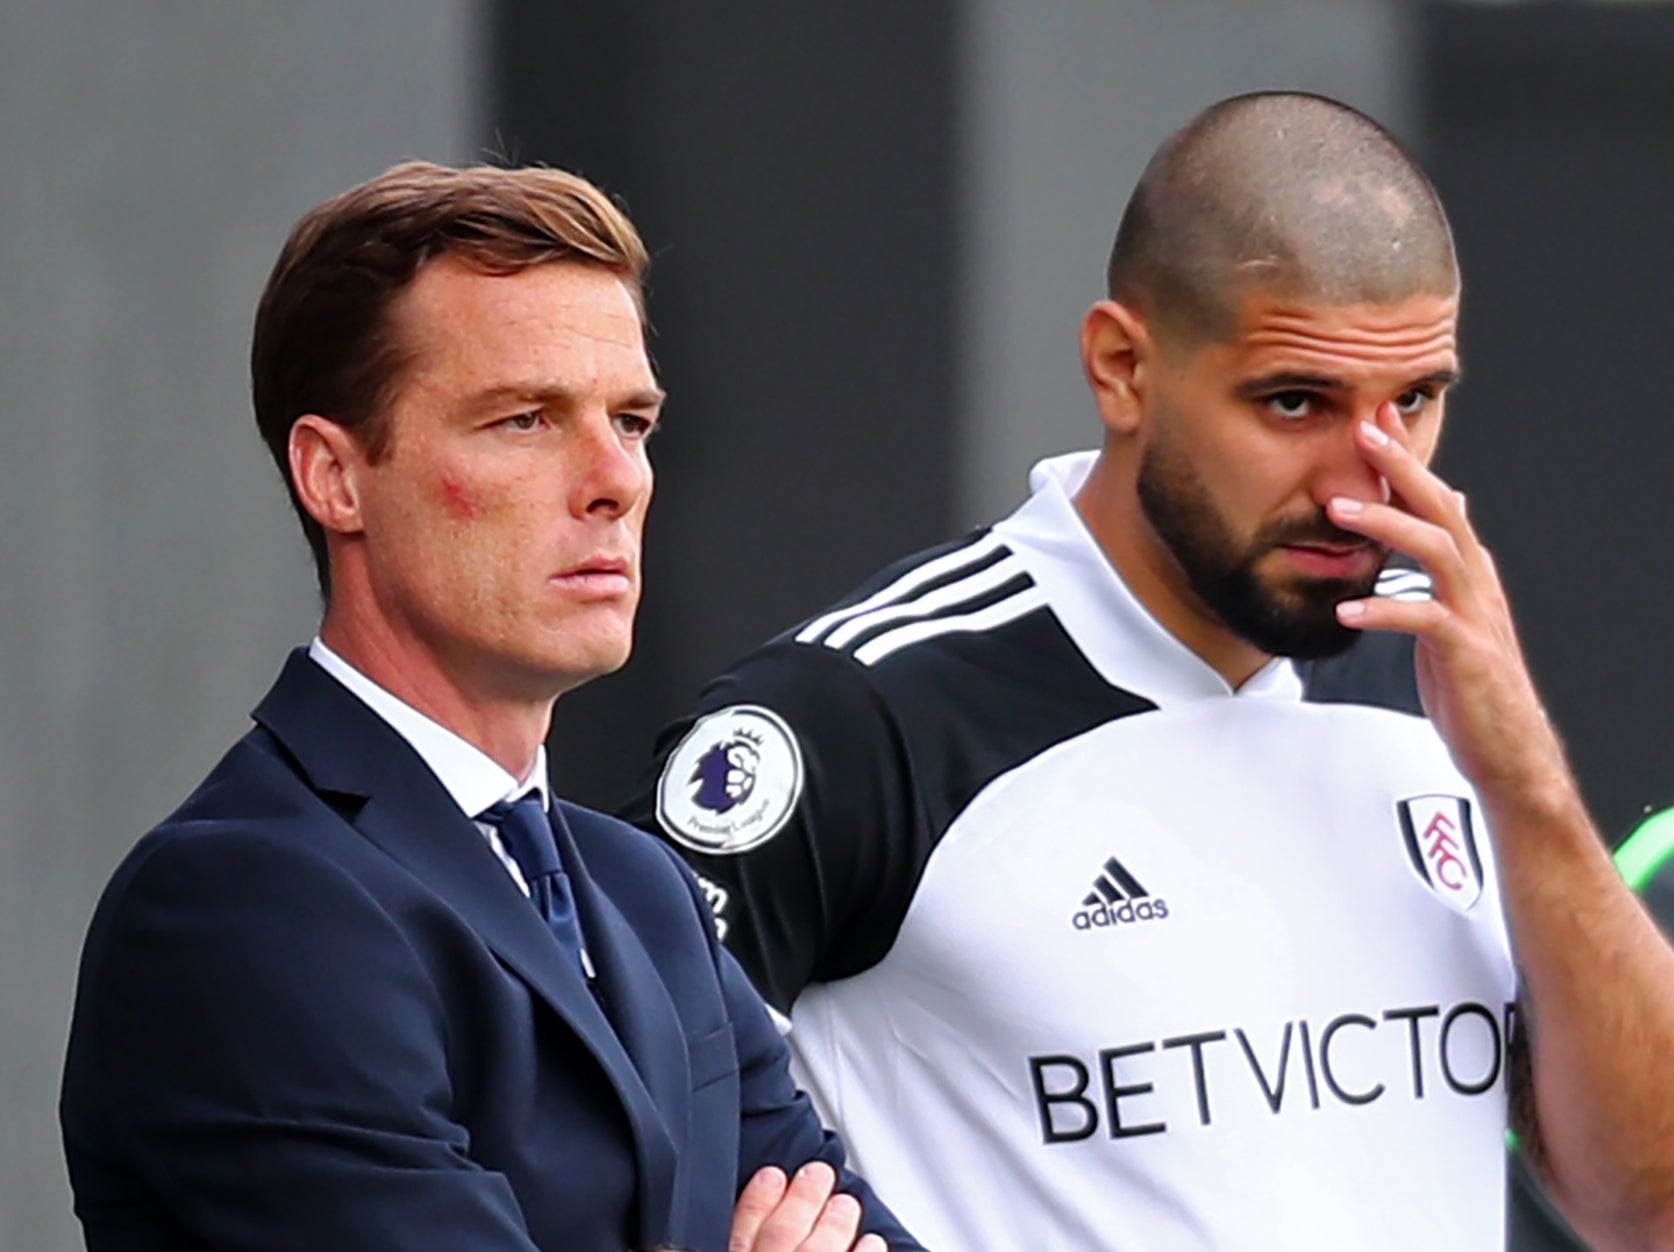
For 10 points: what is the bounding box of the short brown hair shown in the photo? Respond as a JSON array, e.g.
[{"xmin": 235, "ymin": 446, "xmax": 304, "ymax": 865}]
[{"xmin": 251, "ymin": 160, "xmax": 650, "ymax": 595}]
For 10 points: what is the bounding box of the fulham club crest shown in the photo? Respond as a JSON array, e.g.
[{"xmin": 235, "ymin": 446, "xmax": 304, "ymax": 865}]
[{"xmin": 1397, "ymin": 794, "xmax": 1484, "ymax": 913}]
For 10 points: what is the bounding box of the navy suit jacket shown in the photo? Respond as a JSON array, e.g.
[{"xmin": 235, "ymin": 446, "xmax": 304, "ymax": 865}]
[{"xmin": 62, "ymin": 651, "xmax": 921, "ymax": 1252}]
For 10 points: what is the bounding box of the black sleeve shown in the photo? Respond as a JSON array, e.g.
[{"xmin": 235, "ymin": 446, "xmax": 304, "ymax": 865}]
[
  {"xmin": 1298, "ymin": 631, "xmax": 1423, "ymax": 715},
  {"xmin": 618, "ymin": 642, "xmax": 929, "ymax": 1014},
  {"xmin": 1299, "ymin": 564, "xmax": 1428, "ymax": 715}
]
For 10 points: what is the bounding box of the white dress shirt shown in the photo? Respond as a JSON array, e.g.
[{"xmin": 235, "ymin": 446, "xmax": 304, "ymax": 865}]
[{"xmin": 308, "ymin": 638, "xmax": 546, "ymax": 896}]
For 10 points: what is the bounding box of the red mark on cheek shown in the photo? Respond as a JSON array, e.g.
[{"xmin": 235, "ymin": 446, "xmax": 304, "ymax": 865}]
[{"xmin": 439, "ymin": 477, "xmax": 481, "ymax": 521}]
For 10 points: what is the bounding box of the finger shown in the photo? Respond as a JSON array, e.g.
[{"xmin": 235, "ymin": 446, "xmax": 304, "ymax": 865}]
[
  {"xmin": 796, "ymin": 1191, "xmax": 863, "ymax": 1252},
  {"xmin": 1368, "ymin": 400, "xmax": 1415, "ymax": 506},
  {"xmin": 753, "ymin": 1162, "xmax": 838, "ymax": 1251},
  {"xmin": 1374, "ymin": 398, "xmax": 1407, "ymax": 440},
  {"xmin": 1353, "ymin": 416, "xmax": 1464, "ymax": 534},
  {"xmin": 1327, "ymin": 495, "xmax": 1469, "ymax": 605},
  {"xmin": 1371, "ymin": 398, "xmax": 1414, "ymax": 454},
  {"xmin": 783, "ymin": 1160, "xmax": 837, "ymax": 1206},
  {"xmin": 730, "ymin": 1166, "xmax": 788, "ymax": 1252},
  {"xmin": 1355, "ymin": 417, "xmax": 1498, "ymax": 596},
  {"xmin": 1335, "ymin": 593, "xmax": 1453, "ymax": 640}
]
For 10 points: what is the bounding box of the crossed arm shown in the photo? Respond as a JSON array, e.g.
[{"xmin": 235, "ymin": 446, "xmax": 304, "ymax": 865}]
[{"xmin": 1329, "ymin": 406, "xmax": 1674, "ymax": 1250}]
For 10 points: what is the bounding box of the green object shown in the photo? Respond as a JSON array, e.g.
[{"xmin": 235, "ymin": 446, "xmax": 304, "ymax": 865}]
[{"xmin": 1614, "ymin": 806, "xmax": 1674, "ymax": 892}]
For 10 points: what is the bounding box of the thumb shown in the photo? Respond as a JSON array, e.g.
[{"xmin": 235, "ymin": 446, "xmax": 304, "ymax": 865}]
[{"xmin": 730, "ymin": 1166, "xmax": 788, "ymax": 1252}]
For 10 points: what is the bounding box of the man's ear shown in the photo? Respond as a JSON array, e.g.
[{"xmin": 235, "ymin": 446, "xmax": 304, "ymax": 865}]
[
  {"xmin": 1080, "ymin": 300, "xmax": 1155, "ymax": 435},
  {"xmin": 289, "ymin": 415, "xmax": 368, "ymax": 536}
]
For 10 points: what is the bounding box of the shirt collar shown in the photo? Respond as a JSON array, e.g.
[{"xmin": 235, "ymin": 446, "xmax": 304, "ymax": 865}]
[
  {"xmin": 307, "ymin": 638, "xmax": 552, "ymax": 817},
  {"xmin": 992, "ymin": 450, "xmax": 1301, "ymax": 706}
]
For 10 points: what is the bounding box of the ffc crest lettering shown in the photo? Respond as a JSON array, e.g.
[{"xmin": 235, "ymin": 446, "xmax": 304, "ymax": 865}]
[
  {"xmin": 1397, "ymin": 794, "xmax": 1483, "ymax": 912},
  {"xmin": 656, "ymin": 705, "xmax": 804, "ymax": 855}
]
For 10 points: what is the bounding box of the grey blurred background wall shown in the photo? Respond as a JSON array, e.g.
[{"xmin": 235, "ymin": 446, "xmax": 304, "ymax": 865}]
[
  {"xmin": 1, "ymin": 5, "xmax": 478, "ymax": 1247},
  {"xmin": 7, "ymin": 3, "xmax": 1672, "ymax": 1248}
]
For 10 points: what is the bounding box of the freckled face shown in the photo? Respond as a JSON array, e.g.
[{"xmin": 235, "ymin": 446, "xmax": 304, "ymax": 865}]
[
  {"xmin": 1136, "ymin": 290, "xmax": 1459, "ymax": 658},
  {"xmin": 351, "ymin": 258, "xmax": 662, "ymax": 702}
]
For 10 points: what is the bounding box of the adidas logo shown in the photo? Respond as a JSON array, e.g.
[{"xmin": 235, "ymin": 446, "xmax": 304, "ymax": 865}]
[{"xmin": 1071, "ymin": 855, "xmax": 1170, "ymax": 930}]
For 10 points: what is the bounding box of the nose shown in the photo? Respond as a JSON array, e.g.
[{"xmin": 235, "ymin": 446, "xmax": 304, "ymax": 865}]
[
  {"xmin": 1308, "ymin": 411, "xmax": 1388, "ymax": 509},
  {"xmin": 568, "ymin": 410, "xmax": 652, "ymax": 521}
]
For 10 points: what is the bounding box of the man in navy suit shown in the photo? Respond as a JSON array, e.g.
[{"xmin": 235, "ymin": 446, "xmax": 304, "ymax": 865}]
[{"xmin": 60, "ymin": 161, "xmax": 922, "ymax": 1252}]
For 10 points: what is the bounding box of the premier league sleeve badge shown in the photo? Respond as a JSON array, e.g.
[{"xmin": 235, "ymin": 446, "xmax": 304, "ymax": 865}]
[{"xmin": 656, "ymin": 704, "xmax": 805, "ymax": 855}]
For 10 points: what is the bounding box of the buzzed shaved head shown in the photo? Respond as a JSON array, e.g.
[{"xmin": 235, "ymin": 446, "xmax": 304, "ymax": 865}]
[{"xmin": 1108, "ymin": 92, "xmax": 1457, "ymax": 351}]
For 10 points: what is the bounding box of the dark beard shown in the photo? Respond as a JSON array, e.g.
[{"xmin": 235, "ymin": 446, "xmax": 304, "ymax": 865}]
[{"xmin": 1136, "ymin": 437, "xmax": 1385, "ymax": 660}]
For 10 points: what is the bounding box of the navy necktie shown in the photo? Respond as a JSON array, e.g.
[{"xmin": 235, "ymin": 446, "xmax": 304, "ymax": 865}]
[{"xmin": 481, "ymin": 795, "xmax": 590, "ymax": 979}]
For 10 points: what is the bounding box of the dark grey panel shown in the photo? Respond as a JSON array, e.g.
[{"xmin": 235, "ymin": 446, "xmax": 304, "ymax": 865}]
[
  {"xmin": 491, "ymin": 3, "xmax": 961, "ymax": 806},
  {"xmin": 1421, "ymin": 4, "xmax": 1674, "ymax": 840}
]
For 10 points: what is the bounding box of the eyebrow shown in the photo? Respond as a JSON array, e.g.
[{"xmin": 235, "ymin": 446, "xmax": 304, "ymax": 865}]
[
  {"xmin": 1235, "ymin": 368, "xmax": 1462, "ymax": 399},
  {"xmin": 471, "ymin": 382, "xmax": 668, "ymax": 411}
]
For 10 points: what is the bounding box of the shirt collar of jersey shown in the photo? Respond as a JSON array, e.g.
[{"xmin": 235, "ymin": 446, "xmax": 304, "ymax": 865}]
[
  {"xmin": 992, "ymin": 451, "xmax": 1303, "ymax": 705},
  {"xmin": 307, "ymin": 637, "xmax": 553, "ymax": 816}
]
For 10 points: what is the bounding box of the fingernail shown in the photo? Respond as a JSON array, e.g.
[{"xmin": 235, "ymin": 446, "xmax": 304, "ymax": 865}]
[
  {"xmin": 1360, "ymin": 420, "xmax": 1390, "ymax": 447},
  {"xmin": 1330, "ymin": 496, "xmax": 1364, "ymax": 516},
  {"xmin": 827, "ymin": 1194, "xmax": 859, "ymax": 1217},
  {"xmin": 1337, "ymin": 600, "xmax": 1367, "ymax": 621}
]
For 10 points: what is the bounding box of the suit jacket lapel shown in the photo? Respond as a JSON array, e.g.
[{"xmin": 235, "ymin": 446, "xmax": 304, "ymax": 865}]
[{"xmin": 253, "ymin": 651, "xmax": 680, "ymax": 1237}]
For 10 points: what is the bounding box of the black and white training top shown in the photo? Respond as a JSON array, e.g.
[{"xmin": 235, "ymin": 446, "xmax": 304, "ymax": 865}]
[{"xmin": 622, "ymin": 452, "xmax": 1516, "ymax": 1252}]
